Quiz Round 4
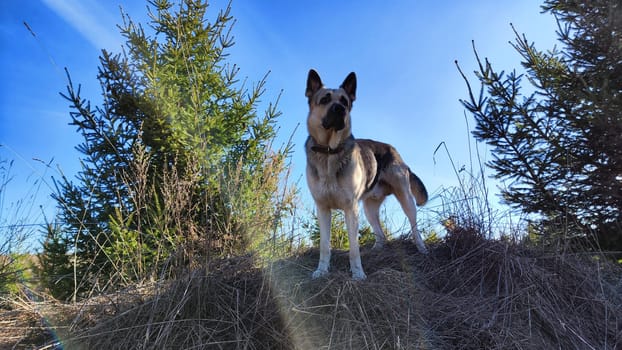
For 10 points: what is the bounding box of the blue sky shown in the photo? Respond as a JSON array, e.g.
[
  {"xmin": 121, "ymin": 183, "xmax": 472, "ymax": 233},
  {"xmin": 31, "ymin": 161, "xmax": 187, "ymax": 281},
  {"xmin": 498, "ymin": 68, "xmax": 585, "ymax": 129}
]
[{"xmin": 1, "ymin": 0, "xmax": 559, "ymax": 246}]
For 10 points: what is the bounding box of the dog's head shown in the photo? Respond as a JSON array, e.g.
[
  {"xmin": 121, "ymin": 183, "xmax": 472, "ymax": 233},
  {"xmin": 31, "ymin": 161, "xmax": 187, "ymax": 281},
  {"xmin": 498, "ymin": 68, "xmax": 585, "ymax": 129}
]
[{"xmin": 305, "ymin": 69, "xmax": 356, "ymax": 149}]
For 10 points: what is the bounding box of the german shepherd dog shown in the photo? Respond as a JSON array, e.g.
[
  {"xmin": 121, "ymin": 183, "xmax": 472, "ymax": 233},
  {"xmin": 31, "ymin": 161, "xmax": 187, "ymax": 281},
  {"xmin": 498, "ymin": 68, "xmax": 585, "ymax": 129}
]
[{"xmin": 305, "ymin": 69, "xmax": 428, "ymax": 280}]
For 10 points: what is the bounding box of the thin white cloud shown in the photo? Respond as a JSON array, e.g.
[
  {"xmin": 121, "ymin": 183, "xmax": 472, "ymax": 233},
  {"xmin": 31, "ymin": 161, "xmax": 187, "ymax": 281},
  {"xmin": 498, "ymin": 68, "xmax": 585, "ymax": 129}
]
[{"xmin": 41, "ymin": 0, "xmax": 122, "ymax": 51}]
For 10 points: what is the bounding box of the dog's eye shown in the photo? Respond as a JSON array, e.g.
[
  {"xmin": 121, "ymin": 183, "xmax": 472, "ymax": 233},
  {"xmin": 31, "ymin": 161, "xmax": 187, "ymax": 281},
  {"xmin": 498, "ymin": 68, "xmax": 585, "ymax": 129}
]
[
  {"xmin": 319, "ymin": 94, "xmax": 331, "ymax": 105},
  {"xmin": 340, "ymin": 96, "xmax": 350, "ymax": 107}
]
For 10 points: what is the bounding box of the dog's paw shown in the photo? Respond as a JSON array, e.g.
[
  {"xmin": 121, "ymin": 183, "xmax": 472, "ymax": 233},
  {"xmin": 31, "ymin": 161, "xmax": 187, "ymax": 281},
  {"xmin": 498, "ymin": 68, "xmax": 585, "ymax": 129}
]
[
  {"xmin": 351, "ymin": 265, "xmax": 367, "ymax": 280},
  {"xmin": 412, "ymin": 230, "xmax": 429, "ymax": 254},
  {"xmin": 352, "ymin": 270, "xmax": 367, "ymax": 281},
  {"xmin": 312, "ymin": 269, "xmax": 328, "ymax": 279}
]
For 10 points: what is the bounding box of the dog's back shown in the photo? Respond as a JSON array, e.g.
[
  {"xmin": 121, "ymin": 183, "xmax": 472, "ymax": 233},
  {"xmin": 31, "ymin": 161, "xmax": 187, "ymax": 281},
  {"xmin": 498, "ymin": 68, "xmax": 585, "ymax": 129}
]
[{"xmin": 355, "ymin": 139, "xmax": 428, "ymax": 205}]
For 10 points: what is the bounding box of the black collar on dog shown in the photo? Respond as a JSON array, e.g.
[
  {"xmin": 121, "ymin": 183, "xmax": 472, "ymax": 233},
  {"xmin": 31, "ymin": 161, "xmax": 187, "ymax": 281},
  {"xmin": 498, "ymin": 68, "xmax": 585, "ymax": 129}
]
[{"xmin": 308, "ymin": 135, "xmax": 353, "ymax": 155}]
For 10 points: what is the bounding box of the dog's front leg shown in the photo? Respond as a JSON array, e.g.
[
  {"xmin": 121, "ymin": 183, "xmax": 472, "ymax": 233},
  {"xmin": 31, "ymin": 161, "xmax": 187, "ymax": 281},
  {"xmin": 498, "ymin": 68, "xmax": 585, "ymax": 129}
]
[
  {"xmin": 344, "ymin": 206, "xmax": 366, "ymax": 280},
  {"xmin": 312, "ymin": 205, "xmax": 332, "ymax": 278}
]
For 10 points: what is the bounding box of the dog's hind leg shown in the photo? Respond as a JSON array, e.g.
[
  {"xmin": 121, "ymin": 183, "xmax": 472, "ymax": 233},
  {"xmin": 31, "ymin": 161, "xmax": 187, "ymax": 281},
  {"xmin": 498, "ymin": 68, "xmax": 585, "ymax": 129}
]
[
  {"xmin": 363, "ymin": 196, "xmax": 386, "ymax": 250},
  {"xmin": 395, "ymin": 185, "xmax": 428, "ymax": 254},
  {"xmin": 344, "ymin": 205, "xmax": 367, "ymax": 280},
  {"xmin": 312, "ymin": 205, "xmax": 332, "ymax": 278}
]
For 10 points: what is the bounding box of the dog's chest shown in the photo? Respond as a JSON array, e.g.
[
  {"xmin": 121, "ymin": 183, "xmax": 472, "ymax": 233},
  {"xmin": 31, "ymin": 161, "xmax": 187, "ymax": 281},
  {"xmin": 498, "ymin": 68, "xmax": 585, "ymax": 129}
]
[{"xmin": 306, "ymin": 153, "xmax": 367, "ymax": 207}]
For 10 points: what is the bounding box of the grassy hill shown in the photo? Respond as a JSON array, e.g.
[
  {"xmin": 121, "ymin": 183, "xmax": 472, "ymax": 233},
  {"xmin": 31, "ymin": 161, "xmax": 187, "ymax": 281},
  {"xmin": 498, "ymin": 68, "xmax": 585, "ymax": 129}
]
[{"xmin": 4, "ymin": 234, "xmax": 621, "ymax": 349}]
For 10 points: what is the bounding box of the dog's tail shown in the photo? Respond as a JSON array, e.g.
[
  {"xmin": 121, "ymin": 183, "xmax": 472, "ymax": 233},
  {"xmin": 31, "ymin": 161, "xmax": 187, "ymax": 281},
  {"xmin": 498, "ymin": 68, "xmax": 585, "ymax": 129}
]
[{"xmin": 409, "ymin": 170, "xmax": 428, "ymax": 206}]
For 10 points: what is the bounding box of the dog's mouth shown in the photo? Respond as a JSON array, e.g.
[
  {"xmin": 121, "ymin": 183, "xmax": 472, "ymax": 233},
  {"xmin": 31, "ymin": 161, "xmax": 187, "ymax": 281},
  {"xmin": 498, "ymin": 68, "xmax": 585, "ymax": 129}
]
[
  {"xmin": 322, "ymin": 117, "xmax": 345, "ymax": 131},
  {"xmin": 321, "ymin": 103, "xmax": 347, "ymax": 131}
]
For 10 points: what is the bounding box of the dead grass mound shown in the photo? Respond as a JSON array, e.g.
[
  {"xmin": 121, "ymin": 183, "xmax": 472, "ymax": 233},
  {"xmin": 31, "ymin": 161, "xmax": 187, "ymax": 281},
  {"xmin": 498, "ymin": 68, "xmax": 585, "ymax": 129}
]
[
  {"xmin": 0, "ymin": 299, "xmax": 58, "ymax": 349},
  {"xmin": 48, "ymin": 237, "xmax": 622, "ymax": 349}
]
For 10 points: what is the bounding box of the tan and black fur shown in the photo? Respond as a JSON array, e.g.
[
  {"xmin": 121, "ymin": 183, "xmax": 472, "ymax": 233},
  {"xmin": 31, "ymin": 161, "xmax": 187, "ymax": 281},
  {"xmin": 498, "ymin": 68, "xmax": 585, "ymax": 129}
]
[{"xmin": 305, "ymin": 69, "xmax": 428, "ymax": 280}]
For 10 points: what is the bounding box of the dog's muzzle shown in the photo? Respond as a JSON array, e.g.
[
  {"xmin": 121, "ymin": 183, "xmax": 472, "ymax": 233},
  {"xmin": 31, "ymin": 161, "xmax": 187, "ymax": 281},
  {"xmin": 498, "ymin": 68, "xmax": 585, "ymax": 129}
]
[{"xmin": 321, "ymin": 103, "xmax": 346, "ymax": 131}]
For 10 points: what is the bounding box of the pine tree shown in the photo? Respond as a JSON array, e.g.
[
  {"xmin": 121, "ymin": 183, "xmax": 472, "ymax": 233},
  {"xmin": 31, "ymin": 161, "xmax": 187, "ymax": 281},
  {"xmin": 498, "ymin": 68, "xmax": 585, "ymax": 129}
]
[
  {"xmin": 458, "ymin": 0, "xmax": 621, "ymax": 252},
  {"xmin": 38, "ymin": 223, "xmax": 73, "ymax": 300},
  {"xmin": 48, "ymin": 0, "xmax": 294, "ymax": 297},
  {"xmin": 306, "ymin": 211, "xmax": 376, "ymax": 250}
]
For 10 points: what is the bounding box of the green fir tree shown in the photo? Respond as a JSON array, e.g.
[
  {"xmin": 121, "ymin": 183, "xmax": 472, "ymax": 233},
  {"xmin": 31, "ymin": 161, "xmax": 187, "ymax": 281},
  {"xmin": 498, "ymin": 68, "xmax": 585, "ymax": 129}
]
[
  {"xmin": 47, "ymin": 0, "xmax": 294, "ymax": 298},
  {"xmin": 458, "ymin": 0, "xmax": 622, "ymax": 253}
]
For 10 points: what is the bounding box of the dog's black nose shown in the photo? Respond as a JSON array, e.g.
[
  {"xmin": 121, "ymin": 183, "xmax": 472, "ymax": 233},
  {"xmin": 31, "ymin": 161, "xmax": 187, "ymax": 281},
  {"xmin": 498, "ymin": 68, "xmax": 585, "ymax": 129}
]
[
  {"xmin": 322, "ymin": 103, "xmax": 347, "ymax": 130},
  {"xmin": 330, "ymin": 103, "xmax": 345, "ymax": 116}
]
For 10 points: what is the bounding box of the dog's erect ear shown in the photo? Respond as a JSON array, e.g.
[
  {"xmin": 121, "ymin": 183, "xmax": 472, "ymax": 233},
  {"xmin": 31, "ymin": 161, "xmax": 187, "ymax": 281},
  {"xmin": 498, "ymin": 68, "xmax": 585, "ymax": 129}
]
[
  {"xmin": 306, "ymin": 69, "xmax": 323, "ymax": 99},
  {"xmin": 340, "ymin": 72, "xmax": 356, "ymax": 102}
]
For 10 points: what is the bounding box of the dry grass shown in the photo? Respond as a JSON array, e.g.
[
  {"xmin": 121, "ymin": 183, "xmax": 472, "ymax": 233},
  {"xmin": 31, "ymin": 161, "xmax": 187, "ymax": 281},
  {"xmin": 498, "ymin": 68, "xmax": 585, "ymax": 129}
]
[
  {"xmin": 11, "ymin": 234, "xmax": 619, "ymax": 350},
  {"xmin": 0, "ymin": 303, "xmax": 55, "ymax": 349}
]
